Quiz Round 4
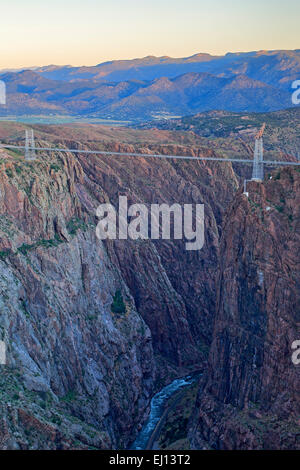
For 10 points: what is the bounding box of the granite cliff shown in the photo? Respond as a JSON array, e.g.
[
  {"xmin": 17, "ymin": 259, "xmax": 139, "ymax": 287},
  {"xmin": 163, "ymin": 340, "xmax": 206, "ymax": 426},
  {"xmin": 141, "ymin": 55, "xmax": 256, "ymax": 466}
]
[{"xmin": 190, "ymin": 168, "xmax": 300, "ymax": 450}]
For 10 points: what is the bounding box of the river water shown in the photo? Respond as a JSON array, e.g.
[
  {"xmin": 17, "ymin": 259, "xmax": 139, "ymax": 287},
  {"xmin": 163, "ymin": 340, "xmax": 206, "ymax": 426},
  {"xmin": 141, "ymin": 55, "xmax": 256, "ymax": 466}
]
[{"xmin": 130, "ymin": 375, "xmax": 197, "ymax": 450}]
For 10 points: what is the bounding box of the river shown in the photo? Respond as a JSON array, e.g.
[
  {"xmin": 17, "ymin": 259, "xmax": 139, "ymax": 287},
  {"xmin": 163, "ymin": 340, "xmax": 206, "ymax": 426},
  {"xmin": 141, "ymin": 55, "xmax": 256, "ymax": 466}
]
[{"xmin": 130, "ymin": 374, "xmax": 197, "ymax": 450}]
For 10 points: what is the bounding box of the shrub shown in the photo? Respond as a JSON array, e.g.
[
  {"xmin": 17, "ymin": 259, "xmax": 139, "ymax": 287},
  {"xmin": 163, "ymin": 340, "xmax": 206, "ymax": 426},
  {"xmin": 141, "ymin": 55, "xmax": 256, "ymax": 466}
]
[
  {"xmin": 5, "ymin": 168, "xmax": 13, "ymax": 178},
  {"xmin": 18, "ymin": 243, "xmax": 33, "ymax": 255},
  {"xmin": 67, "ymin": 217, "xmax": 88, "ymax": 236},
  {"xmin": 50, "ymin": 163, "xmax": 61, "ymax": 172},
  {"xmin": 0, "ymin": 249, "xmax": 11, "ymax": 260},
  {"xmin": 111, "ymin": 290, "xmax": 126, "ymax": 314}
]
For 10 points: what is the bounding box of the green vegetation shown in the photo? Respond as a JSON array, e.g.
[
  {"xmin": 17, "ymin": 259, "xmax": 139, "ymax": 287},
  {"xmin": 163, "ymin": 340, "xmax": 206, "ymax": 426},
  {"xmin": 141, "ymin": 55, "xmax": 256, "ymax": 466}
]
[
  {"xmin": 20, "ymin": 300, "xmax": 30, "ymax": 318},
  {"xmin": 67, "ymin": 217, "xmax": 89, "ymax": 236},
  {"xmin": 50, "ymin": 163, "xmax": 61, "ymax": 172},
  {"xmin": 51, "ymin": 415, "xmax": 62, "ymax": 426},
  {"xmin": 0, "ymin": 249, "xmax": 11, "ymax": 260},
  {"xmin": 158, "ymin": 381, "xmax": 199, "ymax": 450},
  {"xmin": 17, "ymin": 237, "xmax": 64, "ymax": 256},
  {"xmin": 18, "ymin": 243, "xmax": 35, "ymax": 255},
  {"xmin": 61, "ymin": 390, "xmax": 77, "ymax": 403},
  {"xmin": 111, "ymin": 290, "xmax": 126, "ymax": 314},
  {"xmin": 234, "ymin": 407, "xmax": 300, "ymax": 447},
  {"xmin": 0, "ymin": 366, "xmax": 105, "ymax": 448},
  {"xmin": 156, "ymin": 108, "xmax": 300, "ymax": 141},
  {"xmin": 5, "ymin": 168, "xmax": 13, "ymax": 178},
  {"xmin": 7, "ymin": 148, "xmax": 24, "ymax": 159}
]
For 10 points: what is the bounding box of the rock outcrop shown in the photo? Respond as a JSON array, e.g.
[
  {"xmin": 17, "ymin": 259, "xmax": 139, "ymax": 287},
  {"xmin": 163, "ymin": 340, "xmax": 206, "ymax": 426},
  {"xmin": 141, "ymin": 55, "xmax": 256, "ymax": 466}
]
[{"xmin": 190, "ymin": 168, "xmax": 300, "ymax": 450}]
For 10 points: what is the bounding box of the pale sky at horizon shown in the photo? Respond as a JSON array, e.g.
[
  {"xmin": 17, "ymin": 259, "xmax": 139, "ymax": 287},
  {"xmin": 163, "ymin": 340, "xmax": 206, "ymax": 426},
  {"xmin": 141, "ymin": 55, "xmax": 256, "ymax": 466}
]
[{"xmin": 0, "ymin": 0, "xmax": 299, "ymax": 69}]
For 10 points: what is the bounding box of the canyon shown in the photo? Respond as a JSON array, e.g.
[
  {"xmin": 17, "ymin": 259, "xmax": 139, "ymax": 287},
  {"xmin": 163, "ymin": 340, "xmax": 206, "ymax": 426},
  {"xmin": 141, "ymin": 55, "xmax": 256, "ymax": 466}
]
[{"xmin": 0, "ymin": 122, "xmax": 299, "ymax": 449}]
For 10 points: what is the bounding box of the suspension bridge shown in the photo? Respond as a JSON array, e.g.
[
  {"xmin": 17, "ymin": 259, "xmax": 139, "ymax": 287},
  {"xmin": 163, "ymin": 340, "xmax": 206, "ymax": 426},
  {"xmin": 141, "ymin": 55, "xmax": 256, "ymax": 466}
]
[{"xmin": 0, "ymin": 126, "xmax": 300, "ymax": 176}]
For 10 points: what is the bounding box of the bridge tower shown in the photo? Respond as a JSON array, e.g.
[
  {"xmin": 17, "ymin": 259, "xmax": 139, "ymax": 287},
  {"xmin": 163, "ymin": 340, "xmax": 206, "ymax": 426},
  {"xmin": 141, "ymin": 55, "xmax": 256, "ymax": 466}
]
[
  {"xmin": 25, "ymin": 129, "xmax": 36, "ymax": 160},
  {"xmin": 251, "ymin": 123, "xmax": 265, "ymax": 181}
]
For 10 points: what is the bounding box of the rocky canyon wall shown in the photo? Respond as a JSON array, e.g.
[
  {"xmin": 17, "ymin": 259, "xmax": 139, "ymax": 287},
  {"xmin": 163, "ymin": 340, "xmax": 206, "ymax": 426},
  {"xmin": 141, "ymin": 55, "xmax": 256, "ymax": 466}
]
[
  {"xmin": 0, "ymin": 137, "xmax": 238, "ymax": 449},
  {"xmin": 190, "ymin": 168, "xmax": 300, "ymax": 450}
]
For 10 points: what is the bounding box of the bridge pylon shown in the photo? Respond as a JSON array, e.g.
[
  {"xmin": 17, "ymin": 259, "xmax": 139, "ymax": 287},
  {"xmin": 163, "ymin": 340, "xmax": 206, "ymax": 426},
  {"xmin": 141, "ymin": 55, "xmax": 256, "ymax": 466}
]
[
  {"xmin": 25, "ymin": 129, "xmax": 36, "ymax": 161},
  {"xmin": 251, "ymin": 124, "xmax": 265, "ymax": 182}
]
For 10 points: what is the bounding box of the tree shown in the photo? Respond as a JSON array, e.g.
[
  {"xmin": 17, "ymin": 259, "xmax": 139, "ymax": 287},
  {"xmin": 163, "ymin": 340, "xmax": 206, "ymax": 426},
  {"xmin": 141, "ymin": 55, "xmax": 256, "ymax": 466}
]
[{"xmin": 111, "ymin": 290, "xmax": 126, "ymax": 314}]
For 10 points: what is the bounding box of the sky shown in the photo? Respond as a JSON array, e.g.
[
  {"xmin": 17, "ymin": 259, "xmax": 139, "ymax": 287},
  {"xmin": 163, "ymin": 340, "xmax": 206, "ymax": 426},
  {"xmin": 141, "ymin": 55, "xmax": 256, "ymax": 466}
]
[{"xmin": 0, "ymin": 0, "xmax": 299, "ymax": 69}]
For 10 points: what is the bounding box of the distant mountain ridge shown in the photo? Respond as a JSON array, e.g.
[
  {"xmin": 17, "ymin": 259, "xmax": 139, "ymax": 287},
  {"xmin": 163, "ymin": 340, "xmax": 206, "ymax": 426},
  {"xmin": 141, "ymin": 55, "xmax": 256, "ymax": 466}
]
[
  {"xmin": 0, "ymin": 50, "xmax": 299, "ymax": 121},
  {"xmin": 11, "ymin": 50, "xmax": 300, "ymax": 89}
]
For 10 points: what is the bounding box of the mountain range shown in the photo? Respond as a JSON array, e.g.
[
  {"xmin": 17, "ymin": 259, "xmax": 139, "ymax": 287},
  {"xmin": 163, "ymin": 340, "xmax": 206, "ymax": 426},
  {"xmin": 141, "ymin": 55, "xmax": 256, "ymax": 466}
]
[
  {"xmin": 0, "ymin": 50, "xmax": 299, "ymax": 121},
  {"xmin": 17, "ymin": 50, "xmax": 300, "ymax": 88}
]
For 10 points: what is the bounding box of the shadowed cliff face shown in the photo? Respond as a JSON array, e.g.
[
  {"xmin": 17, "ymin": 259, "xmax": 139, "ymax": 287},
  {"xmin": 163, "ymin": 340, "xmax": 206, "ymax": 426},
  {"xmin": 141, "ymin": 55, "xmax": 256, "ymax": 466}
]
[
  {"xmin": 0, "ymin": 152, "xmax": 154, "ymax": 449},
  {"xmin": 190, "ymin": 168, "xmax": 300, "ymax": 450},
  {"xmin": 73, "ymin": 142, "xmax": 238, "ymax": 371},
  {"xmin": 0, "ymin": 134, "xmax": 239, "ymax": 449}
]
